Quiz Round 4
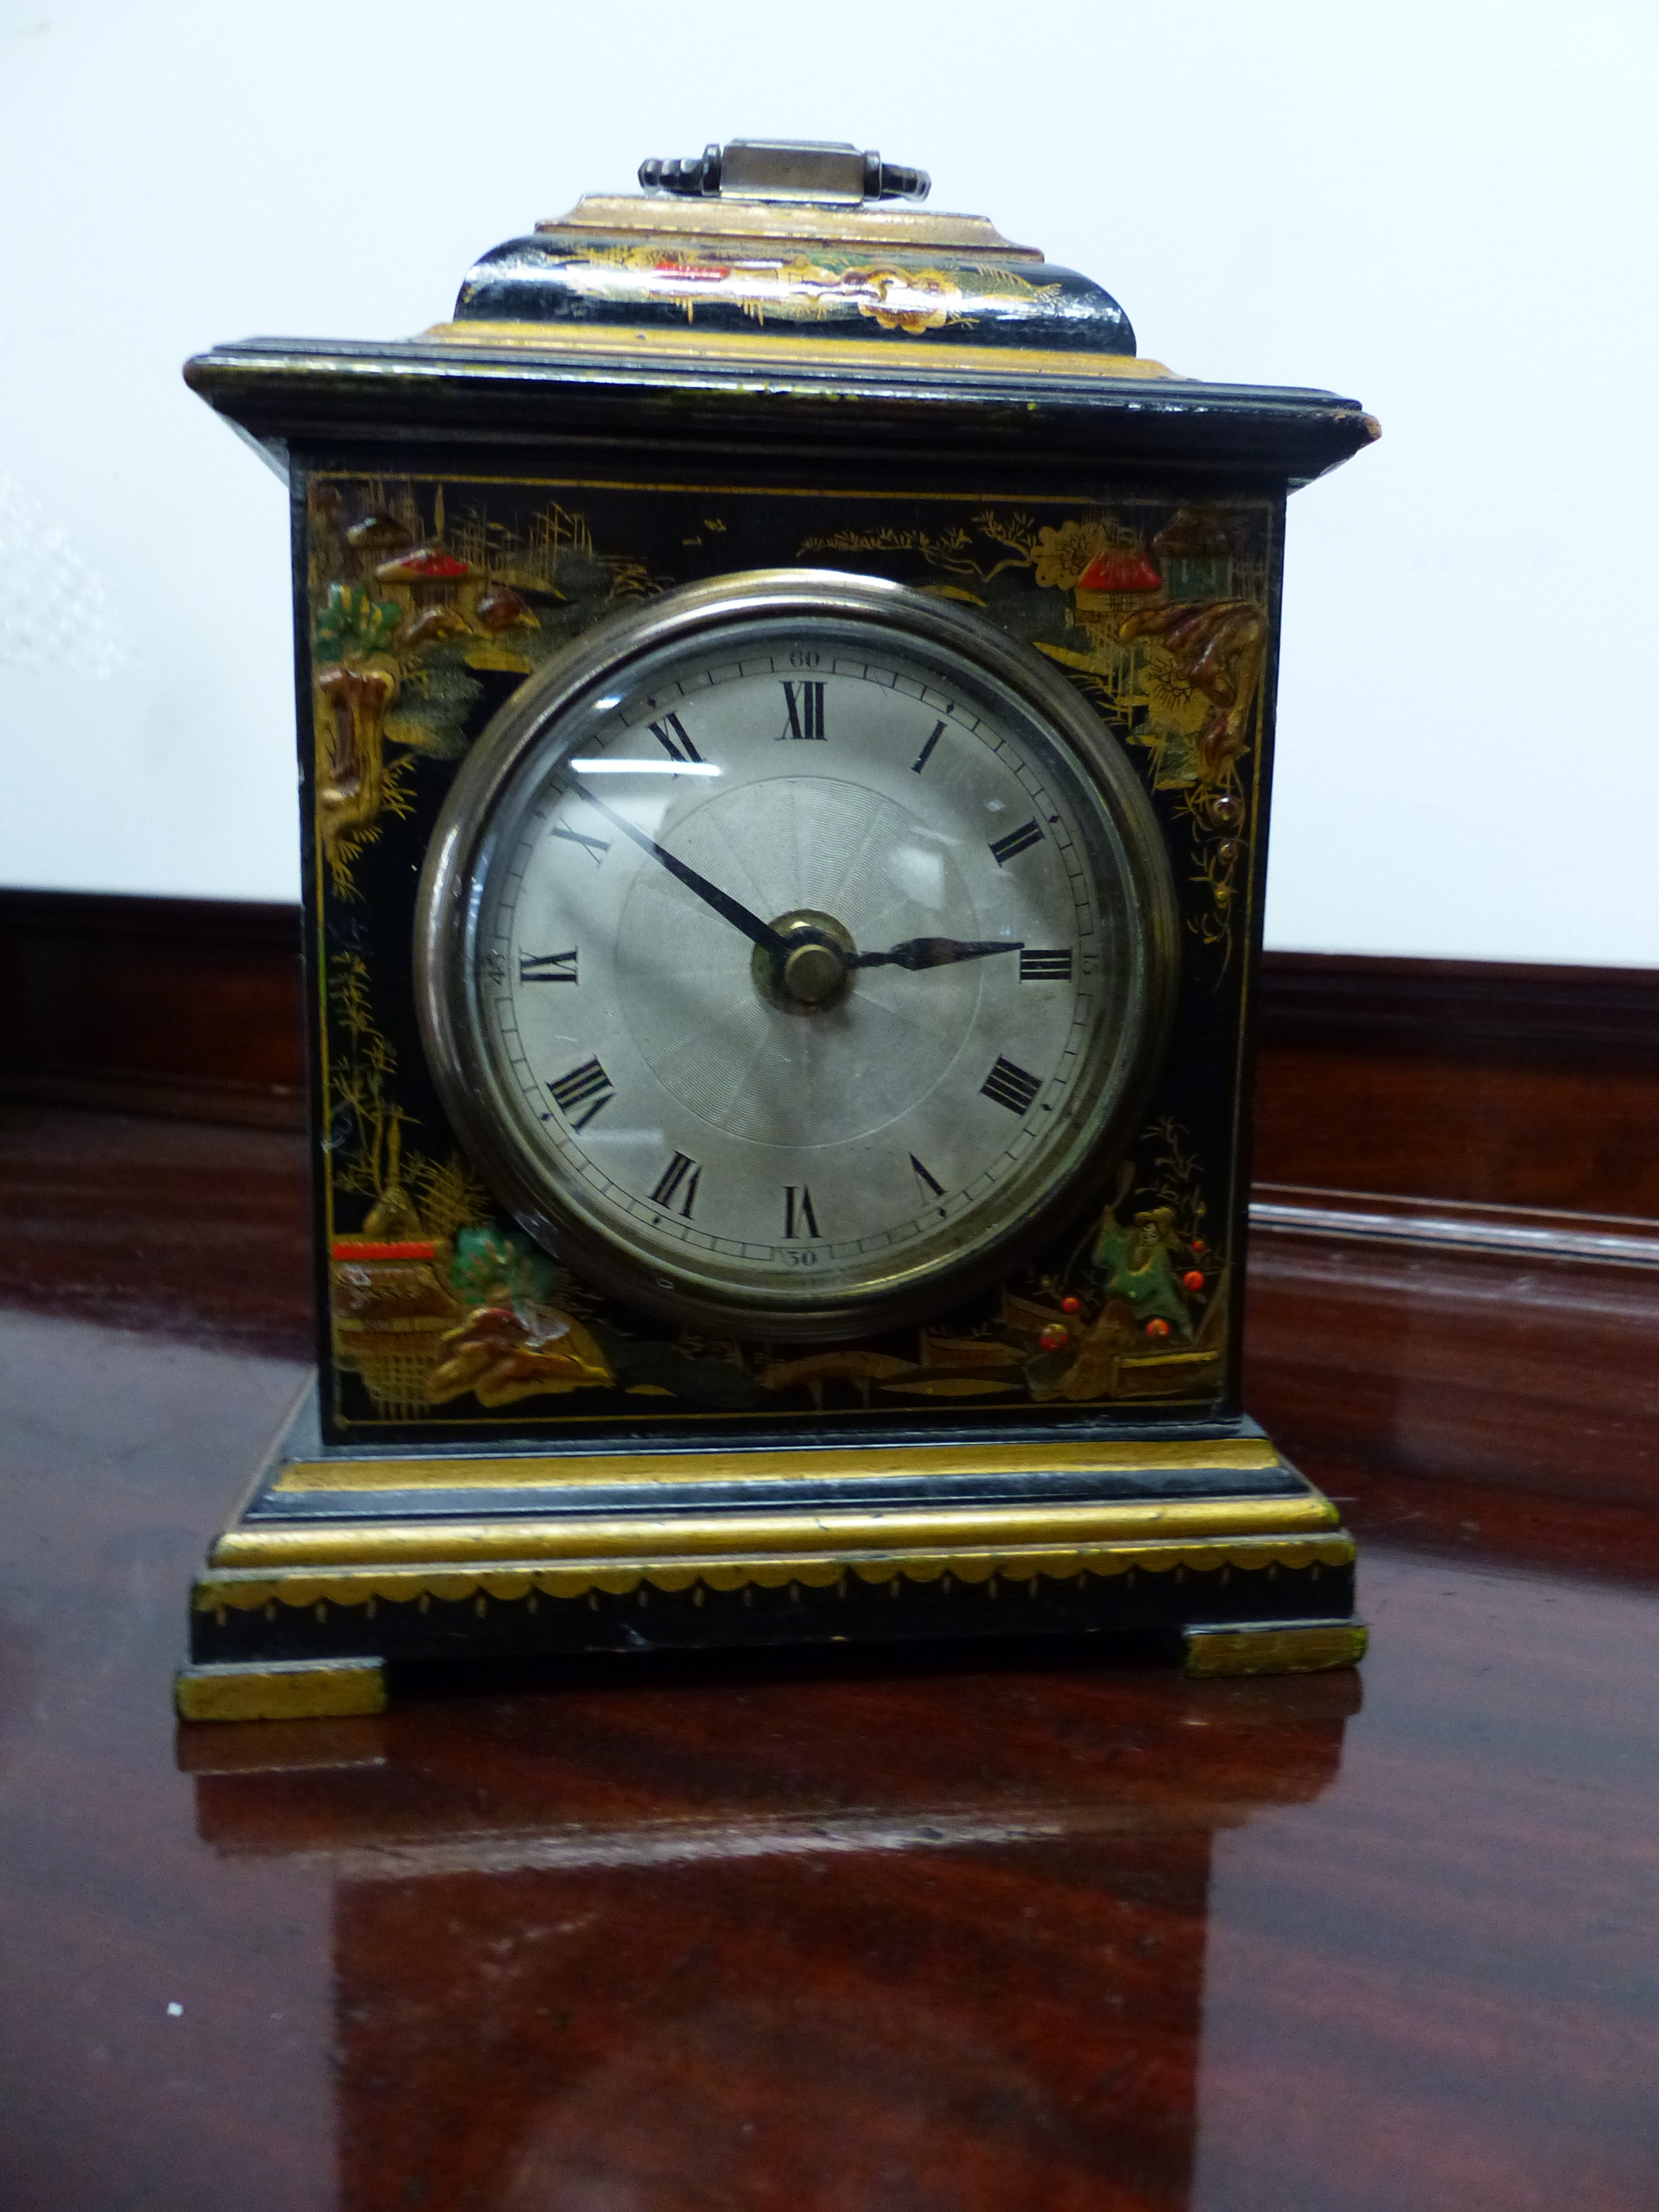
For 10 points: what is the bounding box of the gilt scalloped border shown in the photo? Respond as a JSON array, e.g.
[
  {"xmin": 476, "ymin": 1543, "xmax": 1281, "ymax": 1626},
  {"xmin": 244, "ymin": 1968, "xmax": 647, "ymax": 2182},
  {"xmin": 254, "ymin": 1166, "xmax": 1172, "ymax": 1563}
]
[{"xmin": 194, "ymin": 1532, "xmax": 1354, "ymax": 1614}]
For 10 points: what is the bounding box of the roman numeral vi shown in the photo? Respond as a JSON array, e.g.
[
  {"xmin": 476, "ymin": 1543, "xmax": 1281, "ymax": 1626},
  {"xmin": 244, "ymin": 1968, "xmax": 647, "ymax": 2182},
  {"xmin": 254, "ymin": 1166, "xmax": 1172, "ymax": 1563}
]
[{"xmin": 784, "ymin": 1185, "xmax": 822, "ymax": 1238}]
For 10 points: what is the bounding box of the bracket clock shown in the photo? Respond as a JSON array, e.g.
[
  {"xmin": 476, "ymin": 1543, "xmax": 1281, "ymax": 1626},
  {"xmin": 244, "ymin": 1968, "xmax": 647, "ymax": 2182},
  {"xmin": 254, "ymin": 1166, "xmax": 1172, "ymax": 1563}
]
[{"xmin": 174, "ymin": 140, "xmax": 1377, "ymax": 1720}]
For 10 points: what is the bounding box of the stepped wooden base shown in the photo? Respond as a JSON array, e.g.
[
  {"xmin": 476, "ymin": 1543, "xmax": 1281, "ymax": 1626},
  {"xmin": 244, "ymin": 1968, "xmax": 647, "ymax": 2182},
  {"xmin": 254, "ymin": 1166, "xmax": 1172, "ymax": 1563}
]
[{"xmin": 176, "ymin": 1380, "xmax": 1364, "ymax": 1718}]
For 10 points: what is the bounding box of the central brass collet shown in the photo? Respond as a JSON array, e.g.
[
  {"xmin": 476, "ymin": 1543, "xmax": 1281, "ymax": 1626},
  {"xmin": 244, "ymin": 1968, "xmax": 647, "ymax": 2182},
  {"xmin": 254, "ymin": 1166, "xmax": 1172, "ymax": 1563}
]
[{"xmin": 753, "ymin": 908, "xmax": 857, "ymax": 1014}]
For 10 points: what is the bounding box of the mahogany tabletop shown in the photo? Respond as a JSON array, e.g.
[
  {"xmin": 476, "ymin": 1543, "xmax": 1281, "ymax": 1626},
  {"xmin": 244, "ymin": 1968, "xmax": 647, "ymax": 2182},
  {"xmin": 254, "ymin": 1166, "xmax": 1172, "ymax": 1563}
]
[{"xmin": 3, "ymin": 1105, "xmax": 1658, "ymax": 2212}]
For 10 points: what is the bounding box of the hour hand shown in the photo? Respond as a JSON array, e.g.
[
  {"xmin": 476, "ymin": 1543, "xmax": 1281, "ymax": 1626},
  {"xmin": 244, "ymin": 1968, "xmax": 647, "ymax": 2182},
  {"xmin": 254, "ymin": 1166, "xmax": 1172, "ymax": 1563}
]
[{"xmin": 851, "ymin": 938, "xmax": 1025, "ymax": 971}]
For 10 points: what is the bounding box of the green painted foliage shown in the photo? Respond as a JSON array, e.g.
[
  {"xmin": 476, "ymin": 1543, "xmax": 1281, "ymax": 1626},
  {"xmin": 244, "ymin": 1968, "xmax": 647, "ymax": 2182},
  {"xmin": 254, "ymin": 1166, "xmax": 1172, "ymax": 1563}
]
[
  {"xmin": 451, "ymin": 1226, "xmax": 559, "ymax": 1309},
  {"xmin": 315, "ymin": 582, "xmax": 403, "ymax": 664}
]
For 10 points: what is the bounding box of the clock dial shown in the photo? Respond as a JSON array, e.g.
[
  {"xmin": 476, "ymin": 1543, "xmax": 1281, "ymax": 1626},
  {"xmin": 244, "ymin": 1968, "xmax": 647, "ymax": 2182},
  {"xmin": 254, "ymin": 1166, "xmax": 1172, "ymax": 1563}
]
[{"xmin": 417, "ymin": 574, "xmax": 1177, "ymax": 1338}]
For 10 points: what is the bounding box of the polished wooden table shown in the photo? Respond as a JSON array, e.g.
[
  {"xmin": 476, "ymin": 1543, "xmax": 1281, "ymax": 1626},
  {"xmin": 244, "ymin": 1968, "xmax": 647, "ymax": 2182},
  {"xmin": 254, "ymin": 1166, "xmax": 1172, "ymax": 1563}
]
[{"xmin": 3, "ymin": 1105, "xmax": 1659, "ymax": 2210}]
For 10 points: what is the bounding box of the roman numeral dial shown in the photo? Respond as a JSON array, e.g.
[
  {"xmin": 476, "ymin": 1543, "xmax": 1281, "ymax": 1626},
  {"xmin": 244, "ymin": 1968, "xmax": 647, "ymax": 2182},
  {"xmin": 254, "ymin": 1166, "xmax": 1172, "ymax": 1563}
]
[{"xmin": 442, "ymin": 588, "xmax": 1173, "ymax": 1341}]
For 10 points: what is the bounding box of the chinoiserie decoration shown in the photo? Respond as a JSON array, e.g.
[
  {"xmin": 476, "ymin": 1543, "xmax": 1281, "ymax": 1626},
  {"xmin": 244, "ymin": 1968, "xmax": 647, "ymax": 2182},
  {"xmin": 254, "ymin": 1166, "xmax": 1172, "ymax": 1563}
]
[{"xmin": 175, "ymin": 139, "xmax": 1376, "ymax": 1719}]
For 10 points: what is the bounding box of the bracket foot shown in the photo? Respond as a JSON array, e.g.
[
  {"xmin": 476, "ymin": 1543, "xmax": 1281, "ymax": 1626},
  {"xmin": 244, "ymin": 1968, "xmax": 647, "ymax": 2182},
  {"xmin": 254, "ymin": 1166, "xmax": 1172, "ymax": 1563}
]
[
  {"xmin": 1183, "ymin": 1619, "xmax": 1368, "ymax": 1679},
  {"xmin": 175, "ymin": 1656, "xmax": 387, "ymax": 1722}
]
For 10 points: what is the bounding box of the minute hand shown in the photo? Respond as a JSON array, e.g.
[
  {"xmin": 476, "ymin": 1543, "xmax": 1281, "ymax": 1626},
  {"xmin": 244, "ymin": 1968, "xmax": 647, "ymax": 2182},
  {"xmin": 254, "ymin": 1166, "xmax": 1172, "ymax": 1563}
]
[
  {"xmin": 567, "ymin": 782, "xmax": 788, "ymax": 960},
  {"xmin": 851, "ymin": 938, "xmax": 1026, "ymax": 971}
]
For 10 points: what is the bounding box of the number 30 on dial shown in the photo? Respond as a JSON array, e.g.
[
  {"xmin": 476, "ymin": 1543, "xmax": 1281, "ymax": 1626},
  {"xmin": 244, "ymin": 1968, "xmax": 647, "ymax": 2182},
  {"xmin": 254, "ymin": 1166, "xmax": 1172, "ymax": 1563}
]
[{"xmin": 416, "ymin": 571, "xmax": 1178, "ymax": 1339}]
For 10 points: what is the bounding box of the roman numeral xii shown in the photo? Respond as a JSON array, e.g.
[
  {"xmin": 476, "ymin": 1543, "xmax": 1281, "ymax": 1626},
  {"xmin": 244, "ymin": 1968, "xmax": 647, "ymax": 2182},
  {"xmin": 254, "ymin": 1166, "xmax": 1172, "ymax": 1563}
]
[{"xmin": 779, "ymin": 682, "xmax": 827, "ymax": 741}]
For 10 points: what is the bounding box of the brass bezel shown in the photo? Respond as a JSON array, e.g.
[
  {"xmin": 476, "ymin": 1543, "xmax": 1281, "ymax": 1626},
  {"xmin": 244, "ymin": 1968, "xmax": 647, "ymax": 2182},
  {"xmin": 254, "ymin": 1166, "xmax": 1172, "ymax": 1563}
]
[{"xmin": 414, "ymin": 569, "xmax": 1179, "ymax": 1341}]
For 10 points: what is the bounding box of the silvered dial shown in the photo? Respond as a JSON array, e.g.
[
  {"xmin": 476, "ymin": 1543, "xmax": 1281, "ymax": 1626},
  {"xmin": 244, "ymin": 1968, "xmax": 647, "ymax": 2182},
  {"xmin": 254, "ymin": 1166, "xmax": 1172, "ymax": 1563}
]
[{"xmin": 417, "ymin": 574, "xmax": 1176, "ymax": 1339}]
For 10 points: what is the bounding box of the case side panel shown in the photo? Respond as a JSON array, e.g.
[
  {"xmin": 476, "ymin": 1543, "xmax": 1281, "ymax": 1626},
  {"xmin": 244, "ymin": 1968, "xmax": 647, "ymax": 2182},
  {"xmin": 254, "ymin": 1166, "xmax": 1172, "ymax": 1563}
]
[{"xmin": 1223, "ymin": 487, "xmax": 1290, "ymax": 1408}]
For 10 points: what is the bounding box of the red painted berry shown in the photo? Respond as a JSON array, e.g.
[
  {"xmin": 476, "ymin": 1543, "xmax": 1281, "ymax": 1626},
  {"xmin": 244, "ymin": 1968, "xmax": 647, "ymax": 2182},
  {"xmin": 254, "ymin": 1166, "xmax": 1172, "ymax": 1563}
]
[
  {"xmin": 1039, "ymin": 1323, "xmax": 1070, "ymax": 1351},
  {"xmin": 1145, "ymin": 1317, "xmax": 1172, "ymax": 1338},
  {"xmin": 1060, "ymin": 1295, "xmax": 1082, "ymax": 1314},
  {"xmin": 1181, "ymin": 1269, "xmax": 1205, "ymax": 1292}
]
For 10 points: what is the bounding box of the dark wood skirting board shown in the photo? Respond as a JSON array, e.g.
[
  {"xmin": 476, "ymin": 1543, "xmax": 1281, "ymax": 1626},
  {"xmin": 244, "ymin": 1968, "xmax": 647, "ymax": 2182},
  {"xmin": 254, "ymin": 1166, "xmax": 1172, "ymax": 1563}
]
[
  {"xmin": 1254, "ymin": 950, "xmax": 1659, "ymax": 1219},
  {"xmin": 1252, "ymin": 1185, "xmax": 1659, "ymax": 1269},
  {"xmin": 0, "ymin": 890, "xmax": 304, "ymax": 1129},
  {"xmin": 1255, "ymin": 949, "xmax": 1659, "ymax": 1063},
  {"xmin": 3, "ymin": 887, "xmax": 1656, "ymax": 1236}
]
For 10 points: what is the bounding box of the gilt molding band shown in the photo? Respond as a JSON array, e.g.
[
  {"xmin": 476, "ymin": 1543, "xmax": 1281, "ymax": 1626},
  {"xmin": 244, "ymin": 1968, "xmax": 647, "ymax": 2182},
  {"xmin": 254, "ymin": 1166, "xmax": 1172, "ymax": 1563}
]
[
  {"xmin": 422, "ymin": 319, "xmax": 1179, "ymax": 384},
  {"xmin": 272, "ymin": 1434, "xmax": 1286, "ymax": 1496},
  {"xmin": 543, "ymin": 194, "xmax": 1044, "ymax": 257},
  {"xmin": 194, "ymin": 1529, "xmax": 1356, "ymax": 1614},
  {"xmin": 213, "ymin": 1491, "xmax": 1338, "ymax": 1570}
]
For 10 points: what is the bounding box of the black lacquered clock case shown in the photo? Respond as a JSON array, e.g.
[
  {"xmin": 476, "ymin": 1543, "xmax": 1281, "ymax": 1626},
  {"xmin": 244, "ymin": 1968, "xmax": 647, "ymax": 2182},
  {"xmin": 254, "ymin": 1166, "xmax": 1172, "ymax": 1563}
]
[{"xmin": 301, "ymin": 461, "xmax": 1280, "ymax": 1448}]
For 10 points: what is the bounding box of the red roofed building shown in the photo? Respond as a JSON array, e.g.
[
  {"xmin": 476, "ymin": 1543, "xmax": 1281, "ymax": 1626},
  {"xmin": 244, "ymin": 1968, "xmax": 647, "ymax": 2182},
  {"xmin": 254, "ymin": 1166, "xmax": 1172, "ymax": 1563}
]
[
  {"xmin": 1072, "ymin": 534, "xmax": 1165, "ymax": 631},
  {"xmin": 373, "ymin": 543, "xmax": 480, "ymax": 620}
]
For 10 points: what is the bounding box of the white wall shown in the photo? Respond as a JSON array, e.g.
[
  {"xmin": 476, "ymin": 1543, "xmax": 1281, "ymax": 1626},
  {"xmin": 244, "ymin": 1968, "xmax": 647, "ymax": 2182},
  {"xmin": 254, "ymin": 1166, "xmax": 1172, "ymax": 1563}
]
[{"xmin": 1, "ymin": 0, "xmax": 1654, "ymax": 963}]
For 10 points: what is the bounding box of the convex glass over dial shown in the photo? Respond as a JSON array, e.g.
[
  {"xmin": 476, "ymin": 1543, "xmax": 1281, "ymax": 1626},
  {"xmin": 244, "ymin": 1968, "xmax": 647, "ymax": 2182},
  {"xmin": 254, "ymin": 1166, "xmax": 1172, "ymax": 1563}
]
[{"xmin": 416, "ymin": 573, "xmax": 1177, "ymax": 1339}]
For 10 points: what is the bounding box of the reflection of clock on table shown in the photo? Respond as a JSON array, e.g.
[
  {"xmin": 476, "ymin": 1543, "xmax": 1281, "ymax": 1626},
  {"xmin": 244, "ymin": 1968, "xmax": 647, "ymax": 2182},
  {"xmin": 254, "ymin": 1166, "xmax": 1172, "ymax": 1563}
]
[{"xmin": 175, "ymin": 140, "xmax": 1378, "ymax": 1719}]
